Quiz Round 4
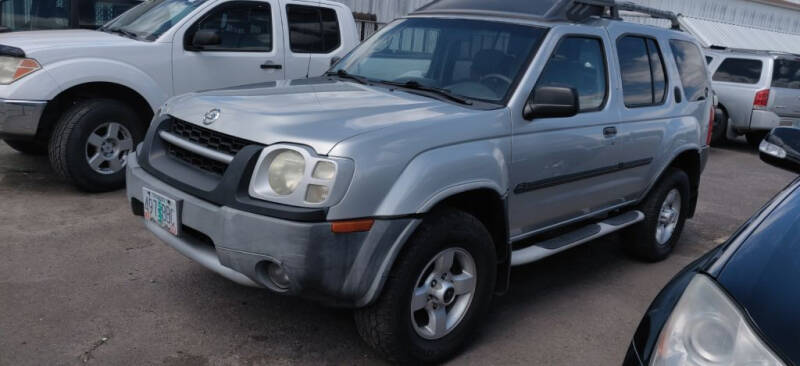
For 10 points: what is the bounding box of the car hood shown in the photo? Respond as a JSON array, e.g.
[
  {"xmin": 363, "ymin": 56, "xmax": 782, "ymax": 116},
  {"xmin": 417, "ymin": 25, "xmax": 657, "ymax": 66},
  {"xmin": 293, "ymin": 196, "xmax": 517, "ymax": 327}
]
[
  {"xmin": 163, "ymin": 78, "xmax": 473, "ymax": 155},
  {"xmin": 0, "ymin": 29, "xmax": 136, "ymax": 54},
  {"xmin": 716, "ymin": 180, "xmax": 800, "ymax": 363}
]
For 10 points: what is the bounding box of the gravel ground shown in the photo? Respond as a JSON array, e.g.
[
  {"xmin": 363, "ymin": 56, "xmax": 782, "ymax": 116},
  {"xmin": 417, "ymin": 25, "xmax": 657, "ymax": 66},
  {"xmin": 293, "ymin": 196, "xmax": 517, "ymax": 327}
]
[{"xmin": 0, "ymin": 139, "xmax": 795, "ymax": 366}]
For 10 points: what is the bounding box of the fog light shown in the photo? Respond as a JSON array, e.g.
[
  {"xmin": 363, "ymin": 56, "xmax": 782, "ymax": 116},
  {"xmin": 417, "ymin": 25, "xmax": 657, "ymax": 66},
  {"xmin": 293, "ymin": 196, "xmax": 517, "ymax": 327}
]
[
  {"xmin": 305, "ymin": 184, "xmax": 330, "ymax": 203},
  {"xmin": 267, "ymin": 262, "xmax": 291, "ymax": 290}
]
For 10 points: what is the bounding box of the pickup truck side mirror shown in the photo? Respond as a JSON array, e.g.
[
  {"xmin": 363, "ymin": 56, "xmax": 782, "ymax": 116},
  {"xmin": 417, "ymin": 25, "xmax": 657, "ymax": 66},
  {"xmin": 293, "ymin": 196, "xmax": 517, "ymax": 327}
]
[
  {"xmin": 188, "ymin": 29, "xmax": 221, "ymax": 50},
  {"xmin": 524, "ymin": 86, "xmax": 579, "ymax": 120},
  {"xmin": 760, "ymin": 127, "xmax": 800, "ymax": 174}
]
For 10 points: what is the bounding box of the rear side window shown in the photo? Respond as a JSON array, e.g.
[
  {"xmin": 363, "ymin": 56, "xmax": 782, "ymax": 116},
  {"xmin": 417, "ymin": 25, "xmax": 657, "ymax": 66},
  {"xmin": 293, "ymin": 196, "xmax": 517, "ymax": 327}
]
[
  {"xmin": 772, "ymin": 59, "xmax": 800, "ymax": 89},
  {"xmin": 713, "ymin": 58, "xmax": 763, "ymax": 84},
  {"xmin": 287, "ymin": 5, "xmax": 341, "ymax": 54},
  {"xmin": 669, "ymin": 40, "xmax": 709, "ymax": 102},
  {"xmin": 617, "ymin": 36, "xmax": 667, "ymax": 107},
  {"xmin": 535, "ymin": 36, "xmax": 607, "ymax": 112}
]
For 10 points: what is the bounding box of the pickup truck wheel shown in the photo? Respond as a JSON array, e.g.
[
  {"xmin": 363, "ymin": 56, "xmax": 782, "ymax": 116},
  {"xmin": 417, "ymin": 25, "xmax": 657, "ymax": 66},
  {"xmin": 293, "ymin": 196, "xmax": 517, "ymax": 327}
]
[
  {"xmin": 746, "ymin": 131, "xmax": 767, "ymax": 149},
  {"xmin": 622, "ymin": 168, "xmax": 690, "ymax": 262},
  {"xmin": 49, "ymin": 99, "xmax": 143, "ymax": 192},
  {"xmin": 4, "ymin": 139, "xmax": 47, "ymax": 155},
  {"xmin": 354, "ymin": 209, "xmax": 496, "ymax": 364},
  {"xmin": 710, "ymin": 108, "xmax": 728, "ymax": 146}
]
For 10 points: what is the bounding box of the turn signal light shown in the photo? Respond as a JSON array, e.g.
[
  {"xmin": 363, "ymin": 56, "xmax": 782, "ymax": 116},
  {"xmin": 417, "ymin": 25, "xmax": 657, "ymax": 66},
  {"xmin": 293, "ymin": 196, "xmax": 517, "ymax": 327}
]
[{"xmin": 331, "ymin": 219, "xmax": 374, "ymax": 233}]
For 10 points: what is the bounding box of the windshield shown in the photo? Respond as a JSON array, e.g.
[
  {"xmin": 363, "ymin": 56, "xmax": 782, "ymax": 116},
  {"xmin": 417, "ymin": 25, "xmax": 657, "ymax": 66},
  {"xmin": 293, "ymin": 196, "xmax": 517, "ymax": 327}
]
[
  {"xmin": 101, "ymin": 0, "xmax": 208, "ymax": 41},
  {"xmin": 332, "ymin": 18, "xmax": 547, "ymax": 104}
]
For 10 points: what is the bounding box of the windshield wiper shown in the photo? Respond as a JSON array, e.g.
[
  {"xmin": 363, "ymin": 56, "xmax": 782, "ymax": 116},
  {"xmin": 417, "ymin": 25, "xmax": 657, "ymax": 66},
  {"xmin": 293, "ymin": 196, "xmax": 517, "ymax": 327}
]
[
  {"xmin": 102, "ymin": 27, "xmax": 140, "ymax": 40},
  {"xmin": 325, "ymin": 69, "xmax": 370, "ymax": 85},
  {"xmin": 380, "ymin": 80, "xmax": 473, "ymax": 105}
]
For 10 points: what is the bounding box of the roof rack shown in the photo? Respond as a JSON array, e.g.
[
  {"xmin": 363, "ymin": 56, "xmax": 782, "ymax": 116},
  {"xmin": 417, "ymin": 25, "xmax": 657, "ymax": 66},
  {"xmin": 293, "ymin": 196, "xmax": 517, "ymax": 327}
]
[{"xmin": 412, "ymin": 0, "xmax": 681, "ymax": 30}]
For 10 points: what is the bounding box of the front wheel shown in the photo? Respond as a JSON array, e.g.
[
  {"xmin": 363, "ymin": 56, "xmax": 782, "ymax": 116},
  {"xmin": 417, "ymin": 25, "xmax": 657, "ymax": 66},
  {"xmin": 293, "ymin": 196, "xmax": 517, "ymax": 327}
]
[
  {"xmin": 354, "ymin": 209, "xmax": 496, "ymax": 364},
  {"xmin": 623, "ymin": 168, "xmax": 690, "ymax": 262},
  {"xmin": 48, "ymin": 99, "xmax": 143, "ymax": 192}
]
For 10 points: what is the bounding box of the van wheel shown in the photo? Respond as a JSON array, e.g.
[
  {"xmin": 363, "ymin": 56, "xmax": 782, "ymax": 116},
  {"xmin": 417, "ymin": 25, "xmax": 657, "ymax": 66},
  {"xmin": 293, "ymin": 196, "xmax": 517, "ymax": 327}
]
[
  {"xmin": 354, "ymin": 209, "xmax": 496, "ymax": 364},
  {"xmin": 622, "ymin": 168, "xmax": 690, "ymax": 262},
  {"xmin": 746, "ymin": 132, "xmax": 767, "ymax": 149},
  {"xmin": 4, "ymin": 139, "xmax": 47, "ymax": 155},
  {"xmin": 710, "ymin": 108, "xmax": 727, "ymax": 146},
  {"xmin": 49, "ymin": 99, "xmax": 143, "ymax": 192}
]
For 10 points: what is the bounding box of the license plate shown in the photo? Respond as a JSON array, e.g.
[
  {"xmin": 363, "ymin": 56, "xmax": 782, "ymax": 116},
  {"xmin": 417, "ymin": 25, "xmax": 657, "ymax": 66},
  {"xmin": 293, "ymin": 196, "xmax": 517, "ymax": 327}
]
[{"xmin": 143, "ymin": 187, "xmax": 180, "ymax": 236}]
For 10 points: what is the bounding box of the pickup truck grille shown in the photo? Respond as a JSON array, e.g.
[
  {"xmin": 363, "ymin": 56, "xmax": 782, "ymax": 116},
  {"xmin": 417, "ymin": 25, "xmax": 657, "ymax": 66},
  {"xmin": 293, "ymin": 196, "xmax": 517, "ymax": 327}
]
[{"xmin": 162, "ymin": 118, "xmax": 256, "ymax": 176}]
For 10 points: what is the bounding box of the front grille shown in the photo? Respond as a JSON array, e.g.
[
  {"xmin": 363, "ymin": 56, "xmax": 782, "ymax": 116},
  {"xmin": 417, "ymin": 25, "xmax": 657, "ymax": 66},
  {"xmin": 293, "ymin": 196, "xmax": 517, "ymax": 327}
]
[
  {"xmin": 170, "ymin": 118, "xmax": 251, "ymax": 156},
  {"xmin": 164, "ymin": 118, "xmax": 256, "ymax": 176},
  {"xmin": 167, "ymin": 143, "xmax": 229, "ymax": 175}
]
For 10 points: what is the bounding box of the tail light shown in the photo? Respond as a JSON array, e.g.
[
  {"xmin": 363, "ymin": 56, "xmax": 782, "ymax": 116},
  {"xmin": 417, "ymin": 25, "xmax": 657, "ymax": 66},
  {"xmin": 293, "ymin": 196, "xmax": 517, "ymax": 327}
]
[
  {"xmin": 753, "ymin": 89, "xmax": 770, "ymax": 109},
  {"xmin": 707, "ymin": 106, "xmax": 714, "ymax": 145}
]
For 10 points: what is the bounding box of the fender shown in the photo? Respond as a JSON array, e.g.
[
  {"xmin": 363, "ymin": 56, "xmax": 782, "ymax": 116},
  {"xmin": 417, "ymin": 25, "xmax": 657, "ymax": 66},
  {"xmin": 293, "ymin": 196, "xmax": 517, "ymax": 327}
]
[
  {"xmin": 639, "ymin": 144, "xmax": 703, "ymax": 204},
  {"xmin": 373, "ymin": 138, "xmax": 511, "ymax": 217},
  {"xmin": 41, "ymin": 57, "xmax": 170, "ymax": 110}
]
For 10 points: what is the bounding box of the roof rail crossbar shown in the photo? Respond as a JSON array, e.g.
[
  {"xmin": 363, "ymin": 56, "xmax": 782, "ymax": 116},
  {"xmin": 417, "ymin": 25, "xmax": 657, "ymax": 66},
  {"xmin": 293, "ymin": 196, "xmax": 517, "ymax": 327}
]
[{"xmin": 613, "ymin": 1, "xmax": 681, "ymax": 30}]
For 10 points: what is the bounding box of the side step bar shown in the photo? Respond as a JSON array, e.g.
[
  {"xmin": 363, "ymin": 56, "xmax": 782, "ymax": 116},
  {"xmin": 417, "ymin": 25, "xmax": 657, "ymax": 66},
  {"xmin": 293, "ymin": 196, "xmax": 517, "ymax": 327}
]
[{"xmin": 510, "ymin": 210, "xmax": 645, "ymax": 266}]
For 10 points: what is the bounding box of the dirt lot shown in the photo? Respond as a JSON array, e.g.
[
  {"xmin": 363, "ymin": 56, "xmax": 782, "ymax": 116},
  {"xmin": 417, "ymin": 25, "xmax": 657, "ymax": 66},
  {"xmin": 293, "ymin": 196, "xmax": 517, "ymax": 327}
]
[{"xmin": 0, "ymin": 140, "xmax": 795, "ymax": 366}]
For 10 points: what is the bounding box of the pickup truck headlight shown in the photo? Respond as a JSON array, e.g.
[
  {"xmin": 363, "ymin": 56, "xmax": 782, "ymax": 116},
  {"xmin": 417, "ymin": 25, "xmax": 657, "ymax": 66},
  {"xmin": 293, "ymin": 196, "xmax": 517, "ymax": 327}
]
[
  {"xmin": 0, "ymin": 56, "xmax": 41, "ymax": 84},
  {"xmin": 651, "ymin": 275, "xmax": 784, "ymax": 366},
  {"xmin": 249, "ymin": 145, "xmax": 354, "ymax": 208}
]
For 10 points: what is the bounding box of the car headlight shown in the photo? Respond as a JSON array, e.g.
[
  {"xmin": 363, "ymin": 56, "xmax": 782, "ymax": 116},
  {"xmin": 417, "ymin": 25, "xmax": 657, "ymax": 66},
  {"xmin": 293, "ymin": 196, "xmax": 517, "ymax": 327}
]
[
  {"xmin": 651, "ymin": 275, "xmax": 784, "ymax": 366},
  {"xmin": 268, "ymin": 149, "xmax": 305, "ymax": 195},
  {"xmin": 0, "ymin": 56, "xmax": 41, "ymax": 84},
  {"xmin": 249, "ymin": 145, "xmax": 354, "ymax": 207}
]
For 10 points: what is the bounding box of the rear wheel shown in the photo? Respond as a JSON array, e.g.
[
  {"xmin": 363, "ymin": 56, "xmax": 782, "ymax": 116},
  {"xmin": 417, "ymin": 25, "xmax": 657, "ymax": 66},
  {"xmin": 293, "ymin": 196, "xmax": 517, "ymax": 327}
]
[
  {"xmin": 746, "ymin": 131, "xmax": 767, "ymax": 148},
  {"xmin": 3, "ymin": 139, "xmax": 47, "ymax": 155},
  {"xmin": 710, "ymin": 108, "xmax": 728, "ymax": 146},
  {"xmin": 354, "ymin": 209, "xmax": 496, "ymax": 364},
  {"xmin": 49, "ymin": 99, "xmax": 143, "ymax": 192},
  {"xmin": 623, "ymin": 168, "xmax": 690, "ymax": 262}
]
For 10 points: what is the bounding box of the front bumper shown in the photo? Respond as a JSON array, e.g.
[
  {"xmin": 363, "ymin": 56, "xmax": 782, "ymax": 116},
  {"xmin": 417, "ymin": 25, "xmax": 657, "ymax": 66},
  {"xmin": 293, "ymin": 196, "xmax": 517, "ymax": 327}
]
[
  {"xmin": 126, "ymin": 153, "xmax": 420, "ymax": 308},
  {"xmin": 0, "ymin": 99, "xmax": 46, "ymax": 139}
]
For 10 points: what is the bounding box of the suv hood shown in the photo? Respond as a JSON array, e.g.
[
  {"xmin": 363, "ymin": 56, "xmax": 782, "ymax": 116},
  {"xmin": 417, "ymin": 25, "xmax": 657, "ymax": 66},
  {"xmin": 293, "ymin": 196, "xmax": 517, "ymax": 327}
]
[
  {"xmin": 164, "ymin": 78, "xmax": 475, "ymax": 155},
  {"xmin": 0, "ymin": 29, "xmax": 136, "ymax": 54}
]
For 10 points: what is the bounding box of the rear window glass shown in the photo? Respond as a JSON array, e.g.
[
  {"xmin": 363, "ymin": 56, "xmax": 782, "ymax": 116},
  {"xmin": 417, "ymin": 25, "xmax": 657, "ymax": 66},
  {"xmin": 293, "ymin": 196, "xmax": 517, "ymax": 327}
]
[
  {"xmin": 669, "ymin": 40, "xmax": 709, "ymax": 102},
  {"xmin": 617, "ymin": 36, "xmax": 668, "ymax": 107},
  {"xmin": 287, "ymin": 5, "xmax": 340, "ymax": 54},
  {"xmin": 713, "ymin": 58, "xmax": 763, "ymax": 84},
  {"xmin": 772, "ymin": 59, "xmax": 800, "ymax": 89}
]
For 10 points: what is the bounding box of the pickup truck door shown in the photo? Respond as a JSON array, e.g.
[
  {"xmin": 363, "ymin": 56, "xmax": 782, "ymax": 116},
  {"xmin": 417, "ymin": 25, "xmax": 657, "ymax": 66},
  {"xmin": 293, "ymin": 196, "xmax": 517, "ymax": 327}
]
[
  {"xmin": 508, "ymin": 26, "xmax": 624, "ymax": 240},
  {"xmin": 172, "ymin": 0, "xmax": 285, "ymax": 96},
  {"xmin": 281, "ymin": 1, "xmax": 346, "ymax": 79}
]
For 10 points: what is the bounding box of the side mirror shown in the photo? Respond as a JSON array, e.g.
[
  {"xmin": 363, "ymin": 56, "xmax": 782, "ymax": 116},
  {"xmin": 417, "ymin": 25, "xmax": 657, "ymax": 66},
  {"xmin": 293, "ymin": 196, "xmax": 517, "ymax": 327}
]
[
  {"xmin": 189, "ymin": 29, "xmax": 221, "ymax": 50},
  {"xmin": 330, "ymin": 56, "xmax": 341, "ymax": 67},
  {"xmin": 759, "ymin": 127, "xmax": 800, "ymax": 174},
  {"xmin": 523, "ymin": 86, "xmax": 579, "ymax": 120}
]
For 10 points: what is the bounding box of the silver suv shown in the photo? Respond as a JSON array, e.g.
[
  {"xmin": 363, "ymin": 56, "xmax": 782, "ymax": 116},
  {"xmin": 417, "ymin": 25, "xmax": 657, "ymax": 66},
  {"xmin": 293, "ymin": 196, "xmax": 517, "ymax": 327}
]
[
  {"xmin": 126, "ymin": 0, "xmax": 712, "ymax": 362},
  {"xmin": 706, "ymin": 48, "xmax": 800, "ymax": 146}
]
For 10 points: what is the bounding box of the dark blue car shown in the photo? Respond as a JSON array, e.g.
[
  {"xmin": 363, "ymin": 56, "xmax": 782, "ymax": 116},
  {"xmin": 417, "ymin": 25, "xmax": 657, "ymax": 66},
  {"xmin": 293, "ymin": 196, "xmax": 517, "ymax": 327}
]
[{"xmin": 625, "ymin": 127, "xmax": 800, "ymax": 366}]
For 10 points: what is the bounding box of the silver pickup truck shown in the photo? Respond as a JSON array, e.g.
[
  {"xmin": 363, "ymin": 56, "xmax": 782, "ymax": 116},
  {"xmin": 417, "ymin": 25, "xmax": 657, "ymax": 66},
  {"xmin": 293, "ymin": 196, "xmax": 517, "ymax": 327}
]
[{"xmin": 126, "ymin": 0, "xmax": 712, "ymax": 362}]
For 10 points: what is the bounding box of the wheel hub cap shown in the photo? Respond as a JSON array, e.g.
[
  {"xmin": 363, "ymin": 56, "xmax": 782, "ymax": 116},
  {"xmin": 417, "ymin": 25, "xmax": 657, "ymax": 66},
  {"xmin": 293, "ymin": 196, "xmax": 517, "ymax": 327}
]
[
  {"xmin": 85, "ymin": 122, "xmax": 133, "ymax": 175},
  {"xmin": 656, "ymin": 188, "xmax": 682, "ymax": 245},
  {"xmin": 410, "ymin": 248, "xmax": 477, "ymax": 340}
]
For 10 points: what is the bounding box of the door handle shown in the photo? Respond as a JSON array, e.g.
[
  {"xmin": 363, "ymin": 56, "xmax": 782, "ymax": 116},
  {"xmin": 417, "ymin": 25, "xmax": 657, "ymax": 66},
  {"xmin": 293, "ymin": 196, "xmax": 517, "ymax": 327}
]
[
  {"xmin": 260, "ymin": 63, "xmax": 283, "ymax": 70},
  {"xmin": 603, "ymin": 126, "xmax": 617, "ymax": 138}
]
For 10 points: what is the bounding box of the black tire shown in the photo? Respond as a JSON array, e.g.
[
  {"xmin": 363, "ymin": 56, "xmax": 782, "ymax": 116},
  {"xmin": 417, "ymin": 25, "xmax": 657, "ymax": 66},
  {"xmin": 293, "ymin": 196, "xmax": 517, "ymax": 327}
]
[
  {"xmin": 622, "ymin": 168, "xmax": 690, "ymax": 262},
  {"xmin": 354, "ymin": 209, "xmax": 497, "ymax": 364},
  {"xmin": 48, "ymin": 99, "xmax": 144, "ymax": 192},
  {"xmin": 4, "ymin": 139, "xmax": 47, "ymax": 155},
  {"xmin": 710, "ymin": 108, "xmax": 728, "ymax": 146},
  {"xmin": 746, "ymin": 131, "xmax": 767, "ymax": 149}
]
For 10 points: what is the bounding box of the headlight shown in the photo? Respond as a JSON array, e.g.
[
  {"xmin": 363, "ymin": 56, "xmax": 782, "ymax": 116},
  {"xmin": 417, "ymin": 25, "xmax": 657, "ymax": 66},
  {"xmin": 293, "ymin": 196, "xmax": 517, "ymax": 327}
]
[
  {"xmin": 249, "ymin": 145, "xmax": 353, "ymax": 207},
  {"xmin": 268, "ymin": 150, "xmax": 305, "ymax": 195},
  {"xmin": 0, "ymin": 56, "xmax": 41, "ymax": 84},
  {"xmin": 759, "ymin": 140, "xmax": 787, "ymax": 159},
  {"xmin": 651, "ymin": 275, "xmax": 784, "ymax": 366}
]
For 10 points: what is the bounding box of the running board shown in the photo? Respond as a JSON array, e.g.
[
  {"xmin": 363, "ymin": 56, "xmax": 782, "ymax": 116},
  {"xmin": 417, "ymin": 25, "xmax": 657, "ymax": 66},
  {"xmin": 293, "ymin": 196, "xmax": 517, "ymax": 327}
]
[{"xmin": 510, "ymin": 210, "xmax": 645, "ymax": 266}]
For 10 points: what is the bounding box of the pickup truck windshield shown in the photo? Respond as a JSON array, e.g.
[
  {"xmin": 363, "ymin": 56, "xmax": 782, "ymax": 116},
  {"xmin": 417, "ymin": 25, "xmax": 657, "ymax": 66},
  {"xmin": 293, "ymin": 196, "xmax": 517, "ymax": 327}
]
[
  {"xmin": 100, "ymin": 0, "xmax": 207, "ymax": 41},
  {"xmin": 332, "ymin": 18, "xmax": 546, "ymax": 104}
]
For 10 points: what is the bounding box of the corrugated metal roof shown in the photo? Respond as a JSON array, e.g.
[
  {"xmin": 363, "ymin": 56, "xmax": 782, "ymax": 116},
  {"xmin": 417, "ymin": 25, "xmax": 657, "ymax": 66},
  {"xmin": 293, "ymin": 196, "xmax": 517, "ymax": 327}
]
[{"xmin": 679, "ymin": 16, "xmax": 800, "ymax": 54}]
